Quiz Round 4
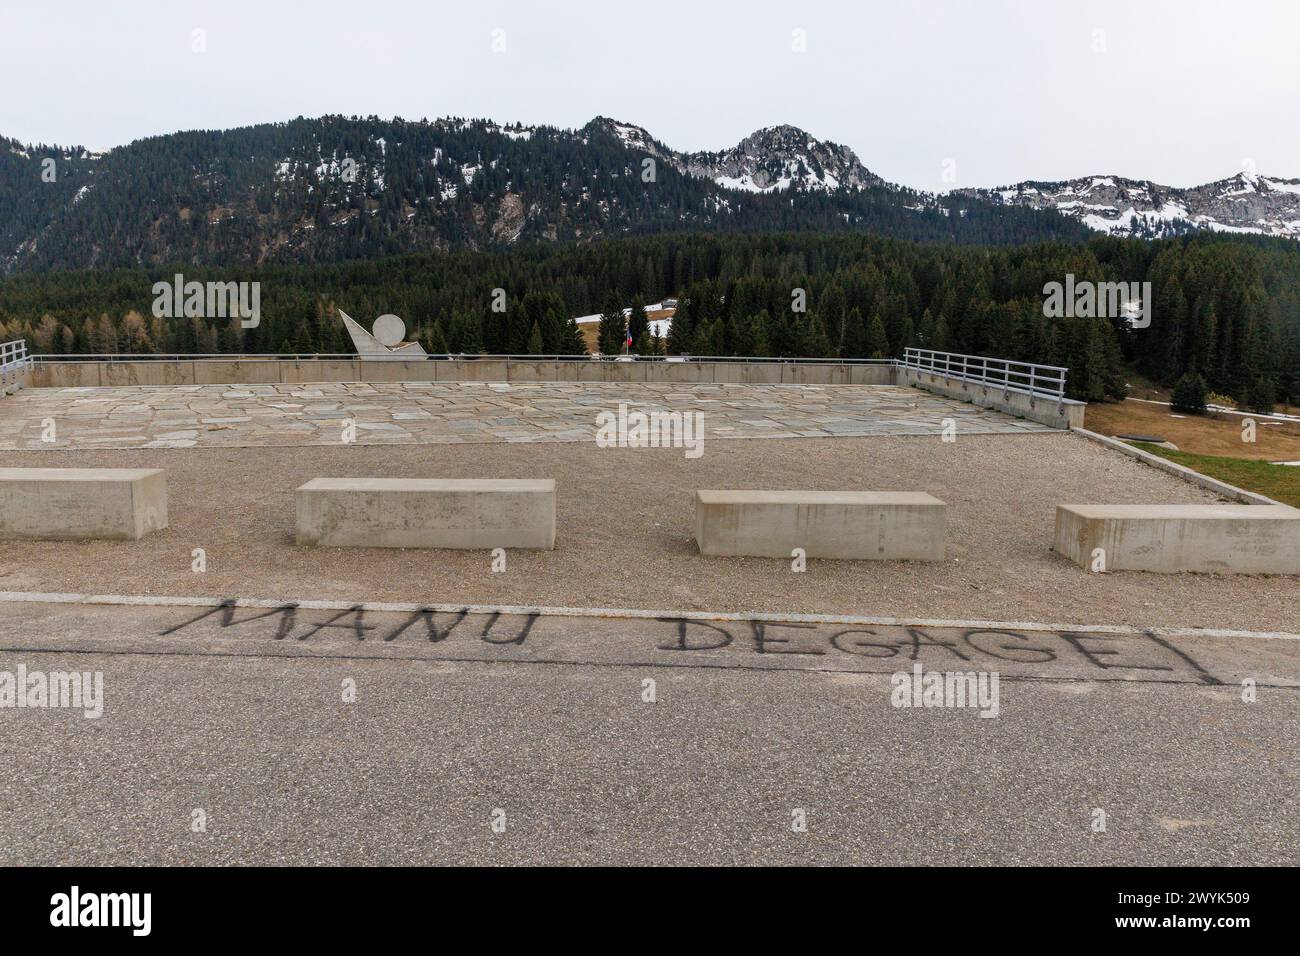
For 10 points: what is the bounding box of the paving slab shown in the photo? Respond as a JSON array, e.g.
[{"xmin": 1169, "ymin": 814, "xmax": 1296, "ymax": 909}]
[{"xmin": 0, "ymin": 382, "xmax": 1051, "ymax": 450}]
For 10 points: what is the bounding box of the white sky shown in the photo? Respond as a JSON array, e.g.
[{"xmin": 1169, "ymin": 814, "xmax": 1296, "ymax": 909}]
[{"xmin": 1, "ymin": 0, "xmax": 1296, "ymax": 190}]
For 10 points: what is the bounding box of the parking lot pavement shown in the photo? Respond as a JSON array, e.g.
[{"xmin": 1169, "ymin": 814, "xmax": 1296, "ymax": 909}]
[{"xmin": 1, "ymin": 599, "xmax": 1296, "ymax": 865}]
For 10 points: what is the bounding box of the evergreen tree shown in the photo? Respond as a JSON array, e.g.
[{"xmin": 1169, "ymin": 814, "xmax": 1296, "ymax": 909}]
[
  {"xmin": 217, "ymin": 319, "xmax": 242, "ymax": 354},
  {"xmin": 506, "ymin": 293, "xmax": 537, "ymax": 354},
  {"xmin": 801, "ymin": 313, "xmax": 832, "ymax": 357},
  {"xmin": 666, "ymin": 296, "xmax": 693, "ymax": 354},
  {"xmin": 421, "ymin": 320, "xmax": 449, "ymax": 355},
  {"xmin": 916, "ymin": 308, "xmax": 935, "ymax": 348},
  {"xmin": 597, "ymin": 294, "xmax": 626, "ymax": 356},
  {"xmin": 626, "ymin": 299, "xmax": 649, "ymax": 353},
  {"xmin": 558, "ymin": 314, "xmax": 587, "ymax": 355},
  {"xmin": 1171, "ymin": 371, "xmax": 1208, "ymax": 414},
  {"xmin": 459, "ymin": 314, "xmax": 483, "ymax": 354},
  {"xmin": 841, "ymin": 306, "xmax": 866, "ymax": 357},
  {"xmin": 931, "ymin": 313, "xmax": 952, "ymax": 352},
  {"xmin": 864, "ymin": 310, "xmax": 889, "ymax": 359},
  {"xmin": 1240, "ymin": 377, "xmax": 1276, "ymax": 414}
]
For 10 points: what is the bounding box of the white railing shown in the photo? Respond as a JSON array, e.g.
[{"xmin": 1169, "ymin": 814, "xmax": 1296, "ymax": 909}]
[
  {"xmin": 0, "ymin": 339, "xmax": 31, "ymax": 390},
  {"xmin": 901, "ymin": 348, "xmax": 1067, "ymax": 404}
]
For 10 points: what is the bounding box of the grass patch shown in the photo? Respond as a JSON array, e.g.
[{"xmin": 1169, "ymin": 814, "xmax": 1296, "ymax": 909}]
[{"xmin": 1130, "ymin": 442, "xmax": 1300, "ymax": 507}]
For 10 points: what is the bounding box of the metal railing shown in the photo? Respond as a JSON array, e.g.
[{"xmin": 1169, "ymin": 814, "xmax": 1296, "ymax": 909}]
[
  {"xmin": 1, "ymin": 339, "xmax": 31, "ymax": 388},
  {"xmin": 900, "ymin": 348, "xmax": 1067, "ymax": 404}
]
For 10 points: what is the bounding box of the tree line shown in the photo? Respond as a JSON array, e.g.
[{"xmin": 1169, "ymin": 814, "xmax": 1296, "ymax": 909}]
[{"xmin": 1, "ymin": 231, "xmax": 1296, "ymax": 404}]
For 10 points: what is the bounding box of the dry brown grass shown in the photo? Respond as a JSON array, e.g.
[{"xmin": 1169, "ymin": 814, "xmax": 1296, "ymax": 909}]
[{"xmin": 1085, "ymin": 399, "xmax": 1300, "ymax": 461}]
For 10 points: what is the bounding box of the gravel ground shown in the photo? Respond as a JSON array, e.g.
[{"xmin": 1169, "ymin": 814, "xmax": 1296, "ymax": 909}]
[{"xmin": 0, "ymin": 432, "xmax": 1295, "ymax": 631}]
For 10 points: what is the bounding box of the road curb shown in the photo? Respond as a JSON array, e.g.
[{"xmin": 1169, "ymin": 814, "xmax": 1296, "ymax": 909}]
[
  {"xmin": 1071, "ymin": 426, "xmax": 1285, "ymax": 506},
  {"xmin": 2, "ymin": 590, "xmax": 1296, "ymax": 641}
]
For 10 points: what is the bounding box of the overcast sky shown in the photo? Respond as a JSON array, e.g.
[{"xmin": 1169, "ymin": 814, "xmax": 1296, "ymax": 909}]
[{"xmin": 2, "ymin": 0, "xmax": 1296, "ymax": 190}]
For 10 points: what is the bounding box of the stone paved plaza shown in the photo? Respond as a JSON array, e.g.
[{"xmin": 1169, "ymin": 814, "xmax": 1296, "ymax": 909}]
[{"xmin": 0, "ymin": 381, "xmax": 1050, "ymax": 449}]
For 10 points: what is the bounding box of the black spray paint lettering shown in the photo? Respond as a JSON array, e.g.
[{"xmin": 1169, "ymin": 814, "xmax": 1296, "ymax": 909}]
[
  {"xmin": 749, "ymin": 621, "xmax": 825, "ymax": 656},
  {"xmin": 158, "ymin": 600, "xmax": 300, "ymax": 640},
  {"xmin": 158, "ymin": 600, "xmax": 538, "ymax": 646},
  {"xmin": 1057, "ymin": 631, "xmax": 1176, "ymax": 675},
  {"xmin": 1143, "ymin": 630, "xmax": 1222, "ymax": 686},
  {"xmin": 903, "ymin": 627, "xmax": 972, "ymax": 662},
  {"xmin": 655, "ymin": 618, "xmax": 733, "ymax": 651},
  {"xmin": 383, "ymin": 608, "xmax": 470, "ymax": 643},
  {"xmin": 962, "ymin": 630, "xmax": 1057, "ymax": 663},
  {"xmin": 478, "ymin": 612, "xmax": 539, "ymax": 646},
  {"xmin": 828, "ymin": 628, "xmax": 900, "ymax": 658},
  {"xmin": 292, "ymin": 605, "xmax": 375, "ymax": 642}
]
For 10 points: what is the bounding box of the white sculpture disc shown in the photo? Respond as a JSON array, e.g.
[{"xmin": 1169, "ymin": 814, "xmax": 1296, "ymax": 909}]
[{"xmin": 372, "ymin": 314, "xmax": 406, "ymax": 347}]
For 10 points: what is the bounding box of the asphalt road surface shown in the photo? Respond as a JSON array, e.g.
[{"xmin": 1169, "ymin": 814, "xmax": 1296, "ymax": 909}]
[{"xmin": 0, "ymin": 599, "xmax": 1296, "ymax": 865}]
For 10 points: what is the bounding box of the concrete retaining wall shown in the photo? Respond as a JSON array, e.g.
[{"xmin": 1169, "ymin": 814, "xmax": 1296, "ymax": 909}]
[
  {"xmin": 695, "ymin": 490, "xmax": 946, "ymax": 560},
  {"xmin": 1054, "ymin": 503, "xmax": 1300, "ymax": 574},
  {"xmin": 898, "ymin": 367, "xmax": 1084, "ymax": 429},
  {"xmin": 1, "ymin": 363, "xmax": 30, "ymax": 395},
  {"xmin": 296, "ymin": 477, "xmax": 556, "ymax": 550},
  {"xmin": 0, "ymin": 467, "xmax": 168, "ymax": 540},
  {"xmin": 30, "ymin": 359, "xmax": 897, "ymax": 389}
]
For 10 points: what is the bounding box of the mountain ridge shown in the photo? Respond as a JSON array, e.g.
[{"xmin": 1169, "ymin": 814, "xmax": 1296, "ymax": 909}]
[
  {"xmin": 960, "ymin": 170, "xmax": 1300, "ymax": 240},
  {"xmin": 3, "ymin": 114, "xmax": 1292, "ymax": 276}
]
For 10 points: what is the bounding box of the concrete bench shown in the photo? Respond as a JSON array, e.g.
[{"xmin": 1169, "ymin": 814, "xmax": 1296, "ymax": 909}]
[
  {"xmin": 296, "ymin": 478, "xmax": 555, "ymax": 550},
  {"xmin": 695, "ymin": 490, "xmax": 945, "ymax": 560},
  {"xmin": 1055, "ymin": 503, "xmax": 1300, "ymax": 574},
  {"xmin": 0, "ymin": 467, "xmax": 168, "ymax": 540}
]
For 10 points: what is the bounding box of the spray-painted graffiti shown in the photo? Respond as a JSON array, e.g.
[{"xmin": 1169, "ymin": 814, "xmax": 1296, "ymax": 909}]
[{"xmin": 142, "ymin": 601, "xmax": 1249, "ymax": 686}]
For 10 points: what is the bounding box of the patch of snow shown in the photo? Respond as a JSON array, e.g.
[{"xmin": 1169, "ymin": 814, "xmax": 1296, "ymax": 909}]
[
  {"xmin": 714, "ymin": 174, "xmax": 765, "ymax": 193},
  {"xmin": 1261, "ymin": 177, "xmax": 1300, "ymax": 195},
  {"xmin": 1198, "ymin": 218, "xmax": 1266, "ymax": 235}
]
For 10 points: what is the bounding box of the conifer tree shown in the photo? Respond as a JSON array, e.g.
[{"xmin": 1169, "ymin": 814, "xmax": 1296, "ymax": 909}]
[
  {"xmin": 422, "ymin": 320, "xmax": 449, "ymax": 355},
  {"xmin": 626, "ymin": 299, "xmax": 649, "ymax": 352},
  {"xmin": 459, "ymin": 314, "xmax": 483, "ymax": 354},
  {"xmin": 841, "ymin": 307, "xmax": 866, "ymax": 357},
  {"xmin": 559, "ymin": 314, "xmax": 587, "ymax": 355},
  {"xmin": 597, "ymin": 294, "xmax": 626, "ymax": 356},
  {"xmin": 931, "ymin": 313, "xmax": 952, "ymax": 352},
  {"xmin": 1171, "ymin": 371, "xmax": 1208, "ymax": 414},
  {"xmin": 865, "ymin": 310, "xmax": 889, "ymax": 359},
  {"xmin": 666, "ymin": 297, "xmax": 693, "ymax": 354}
]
